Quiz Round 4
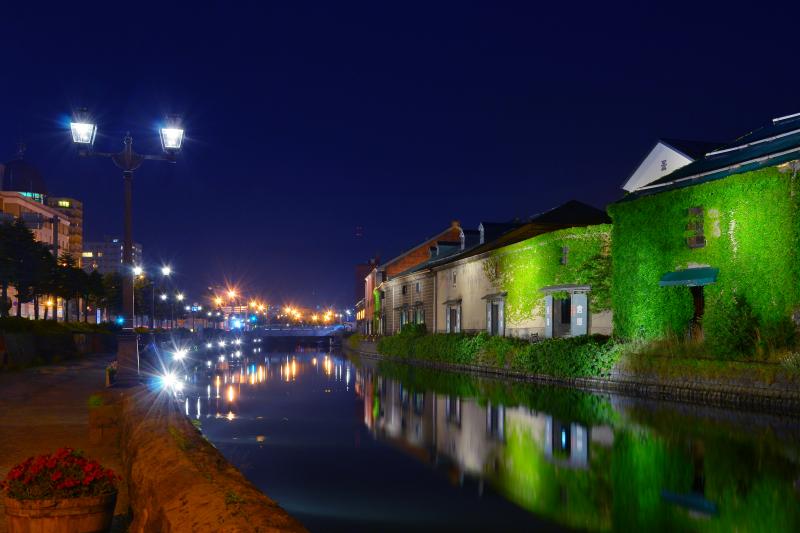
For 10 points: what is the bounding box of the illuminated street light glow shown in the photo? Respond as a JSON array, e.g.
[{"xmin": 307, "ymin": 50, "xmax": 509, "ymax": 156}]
[
  {"xmin": 161, "ymin": 372, "xmax": 178, "ymax": 390},
  {"xmin": 160, "ymin": 294, "xmax": 168, "ymax": 301},
  {"xmin": 160, "ymin": 126, "xmax": 184, "ymax": 151},
  {"xmin": 173, "ymin": 349, "xmax": 188, "ymax": 361},
  {"xmin": 70, "ymin": 122, "xmax": 97, "ymax": 145},
  {"xmin": 161, "ymin": 265, "xmax": 172, "ymax": 276},
  {"xmin": 133, "ymin": 265, "xmax": 143, "ymax": 276}
]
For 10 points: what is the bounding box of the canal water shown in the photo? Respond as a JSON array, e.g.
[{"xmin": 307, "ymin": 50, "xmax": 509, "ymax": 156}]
[{"xmin": 183, "ymin": 347, "xmax": 800, "ymax": 532}]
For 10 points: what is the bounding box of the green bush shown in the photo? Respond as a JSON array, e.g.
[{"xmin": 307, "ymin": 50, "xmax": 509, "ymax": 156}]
[
  {"xmin": 510, "ymin": 335, "xmax": 620, "ymax": 377},
  {"xmin": 346, "ymin": 333, "xmax": 363, "ymax": 350},
  {"xmin": 398, "ymin": 323, "xmax": 427, "ymax": 336},
  {"xmin": 781, "ymin": 352, "xmax": 800, "ymax": 376},
  {"xmin": 0, "ymin": 317, "xmax": 118, "ymax": 335},
  {"xmin": 703, "ymin": 296, "xmax": 759, "ymax": 359},
  {"xmin": 377, "ymin": 332, "xmax": 621, "ymax": 378}
]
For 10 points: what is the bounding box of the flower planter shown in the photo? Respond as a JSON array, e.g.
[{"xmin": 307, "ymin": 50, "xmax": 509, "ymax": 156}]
[{"xmin": 4, "ymin": 492, "xmax": 116, "ymax": 533}]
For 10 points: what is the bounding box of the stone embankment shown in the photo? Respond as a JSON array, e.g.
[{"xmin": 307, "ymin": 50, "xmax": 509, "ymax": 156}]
[
  {"xmin": 101, "ymin": 387, "xmax": 306, "ymax": 532},
  {"xmin": 347, "ymin": 341, "xmax": 800, "ymax": 414}
]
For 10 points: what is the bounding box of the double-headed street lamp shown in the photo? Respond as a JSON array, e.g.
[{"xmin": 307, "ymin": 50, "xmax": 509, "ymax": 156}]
[{"xmin": 70, "ymin": 109, "xmax": 185, "ymax": 382}]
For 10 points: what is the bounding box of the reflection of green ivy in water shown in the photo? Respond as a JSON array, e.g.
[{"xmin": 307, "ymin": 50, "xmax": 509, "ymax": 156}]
[
  {"xmin": 374, "ymin": 359, "xmax": 619, "ymax": 426},
  {"xmin": 491, "ymin": 420, "xmax": 613, "ymax": 531},
  {"xmin": 483, "ymin": 225, "xmax": 612, "ymax": 325},
  {"xmin": 365, "ymin": 359, "xmax": 800, "ymax": 531}
]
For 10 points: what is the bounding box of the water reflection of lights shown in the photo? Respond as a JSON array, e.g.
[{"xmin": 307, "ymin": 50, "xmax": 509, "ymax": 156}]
[
  {"xmin": 312, "ymin": 357, "xmax": 317, "ymax": 366},
  {"xmin": 323, "ymin": 357, "xmax": 332, "ymax": 376},
  {"xmin": 227, "ymin": 385, "xmax": 235, "ymax": 403},
  {"xmin": 226, "ymin": 411, "xmax": 235, "ymax": 421}
]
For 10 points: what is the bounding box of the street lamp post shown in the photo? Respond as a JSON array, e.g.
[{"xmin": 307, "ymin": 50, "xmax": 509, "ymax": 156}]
[{"xmin": 70, "ymin": 110, "xmax": 184, "ymax": 384}]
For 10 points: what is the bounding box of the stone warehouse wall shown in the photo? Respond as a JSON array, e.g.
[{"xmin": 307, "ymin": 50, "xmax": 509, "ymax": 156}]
[{"xmin": 118, "ymin": 387, "xmax": 306, "ymax": 532}]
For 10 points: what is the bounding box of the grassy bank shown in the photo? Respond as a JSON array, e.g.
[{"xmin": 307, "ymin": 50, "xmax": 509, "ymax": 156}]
[
  {"xmin": 377, "ymin": 326, "xmax": 624, "ymax": 378},
  {"xmin": 369, "ymin": 326, "xmax": 800, "ymax": 386}
]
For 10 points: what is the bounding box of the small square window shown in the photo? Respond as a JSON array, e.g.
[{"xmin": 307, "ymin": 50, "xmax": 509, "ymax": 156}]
[{"xmin": 415, "ymin": 281, "xmax": 421, "ymax": 293}]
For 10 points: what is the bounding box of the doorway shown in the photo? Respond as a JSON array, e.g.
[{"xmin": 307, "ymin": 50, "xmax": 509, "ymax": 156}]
[
  {"xmin": 553, "ymin": 295, "xmax": 571, "ymax": 338},
  {"xmin": 490, "ymin": 302, "xmax": 500, "ymax": 335}
]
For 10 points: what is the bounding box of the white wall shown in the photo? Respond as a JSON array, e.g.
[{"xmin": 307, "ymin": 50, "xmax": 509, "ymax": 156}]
[{"xmin": 622, "ymin": 142, "xmax": 693, "ymax": 192}]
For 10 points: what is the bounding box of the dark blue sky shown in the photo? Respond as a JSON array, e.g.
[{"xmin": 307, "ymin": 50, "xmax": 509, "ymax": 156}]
[{"xmin": 1, "ymin": 2, "xmax": 797, "ymax": 307}]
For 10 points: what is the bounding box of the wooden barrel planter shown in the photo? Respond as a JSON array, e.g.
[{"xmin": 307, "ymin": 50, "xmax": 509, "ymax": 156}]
[{"xmin": 3, "ymin": 492, "xmax": 116, "ymax": 533}]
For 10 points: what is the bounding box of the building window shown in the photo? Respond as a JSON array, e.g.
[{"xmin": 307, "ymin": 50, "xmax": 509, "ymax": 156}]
[
  {"xmin": 415, "ymin": 281, "xmax": 421, "ymax": 294},
  {"xmin": 687, "ymin": 206, "xmax": 706, "ymax": 248},
  {"xmin": 415, "ymin": 306, "xmax": 424, "ymax": 324},
  {"xmin": 57, "ymin": 200, "xmax": 71, "ymax": 208},
  {"xmin": 451, "ymin": 271, "xmax": 457, "ymax": 288},
  {"xmin": 402, "ymin": 285, "xmax": 408, "ymax": 295},
  {"xmin": 561, "ymin": 246, "xmax": 569, "ymax": 265}
]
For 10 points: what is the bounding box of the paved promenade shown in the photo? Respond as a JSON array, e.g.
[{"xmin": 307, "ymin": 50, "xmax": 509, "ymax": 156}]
[{"xmin": 0, "ymin": 355, "xmax": 128, "ymax": 531}]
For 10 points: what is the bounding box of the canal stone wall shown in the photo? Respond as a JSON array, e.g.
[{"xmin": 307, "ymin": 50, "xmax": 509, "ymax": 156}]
[
  {"xmin": 348, "ymin": 341, "xmax": 800, "ymax": 415},
  {"xmin": 116, "ymin": 387, "xmax": 307, "ymax": 533}
]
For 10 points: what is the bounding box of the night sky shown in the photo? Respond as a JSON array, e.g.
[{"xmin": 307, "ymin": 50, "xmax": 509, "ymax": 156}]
[{"xmin": 2, "ymin": 2, "xmax": 799, "ymax": 307}]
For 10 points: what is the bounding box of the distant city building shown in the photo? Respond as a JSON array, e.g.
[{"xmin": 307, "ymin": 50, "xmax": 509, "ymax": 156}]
[
  {"xmin": 46, "ymin": 197, "xmax": 83, "ymax": 265},
  {"xmin": 0, "ymin": 145, "xmax": 73, "ymax": 318},
  {"xmin": 0, "ymin": 192, "xmax": 70, "ymax": 258},
  {"xmin": 0, "ymin": 146, "xmax": 70, "ymax": 259},
  {"xmin": 83, "ymin": 238, "xmax": 143, "ymax": 275},
  {"xmin": 0, "ymin": 143, "xmax": 48, "ymax": 204}
]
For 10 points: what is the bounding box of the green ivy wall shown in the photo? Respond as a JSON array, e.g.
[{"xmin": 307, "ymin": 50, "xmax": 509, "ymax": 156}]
[
  {"xmin": 608, "ymin": 166, "xmax": 800, "ymax": 342},
  {"xmin": 483, "ymin": 224, "xmax": 612, "ymax": 324}
]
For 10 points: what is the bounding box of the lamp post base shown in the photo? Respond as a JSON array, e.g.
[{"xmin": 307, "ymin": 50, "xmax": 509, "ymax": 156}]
[{"xmin": 115, "ymin": 332, "xmax": 140, "ymax": 386}]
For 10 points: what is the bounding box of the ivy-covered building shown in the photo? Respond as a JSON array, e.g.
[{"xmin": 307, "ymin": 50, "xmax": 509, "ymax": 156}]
[
  {"xmin": 609, "ymin": 112, "xmax": 800, "ymax": 347},
  {"xmin": 434, "ymin": 201, "xmax": 611, "ymax": 338}
]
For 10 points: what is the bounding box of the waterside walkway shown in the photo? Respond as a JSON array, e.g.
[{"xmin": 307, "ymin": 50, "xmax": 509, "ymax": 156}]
[{"xmin": 0, "ymin": 355, "xmax": 128, "ymax": 532}]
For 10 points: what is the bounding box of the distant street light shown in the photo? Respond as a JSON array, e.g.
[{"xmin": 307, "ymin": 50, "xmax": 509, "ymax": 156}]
[
  {"xmin": 151, "ymin": 265, "xmax": 172, "ymax": 329},
  {"xmin": 69, "ymin": 108, "xmax": 185, "ymax": 384}
]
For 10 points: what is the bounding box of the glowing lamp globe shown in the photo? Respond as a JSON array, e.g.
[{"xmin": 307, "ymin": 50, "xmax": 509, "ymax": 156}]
[
  {"xmin": 160, "ymin": 127, "xmax": 184, "ymax": 151},
  {"xmin": 70, "ymin": 122, "xmax": 97, "ymax": 145}
]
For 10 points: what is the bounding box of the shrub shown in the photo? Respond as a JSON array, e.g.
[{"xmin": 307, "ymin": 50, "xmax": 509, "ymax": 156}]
[
  {"xmin": 703, "ymin": 296, "xmax": 759, "ymax": 359},
  {"xmin": 346, "ymin": 333, "xmax": 363, "ymax": 350},
  {"xmin": 781, "ymin": 352, "xmax": 800, "ymax": 376},
  {"xmin": 510, "ymin": 335, "xmax": 620, "ymax": 377},
  {"xmin": 2, "ymin": 448, "xmax": 118, "ymax": 500},
  {"xmin": 377, "ymin": 332, "xmax": 621, "ymax": 378},
  {"xmin": 399, "ymin": 323, "xmax": 427, "ymax": 337}
]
